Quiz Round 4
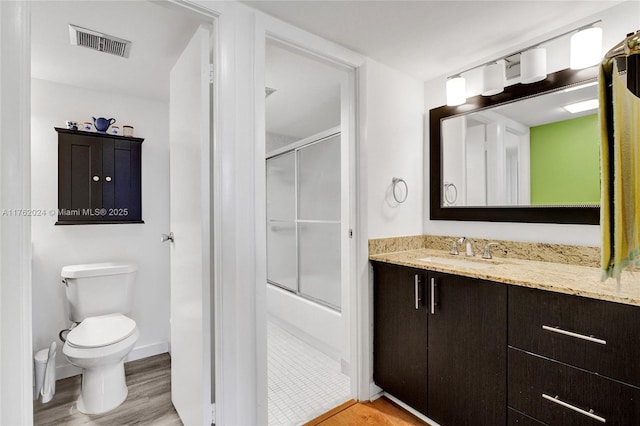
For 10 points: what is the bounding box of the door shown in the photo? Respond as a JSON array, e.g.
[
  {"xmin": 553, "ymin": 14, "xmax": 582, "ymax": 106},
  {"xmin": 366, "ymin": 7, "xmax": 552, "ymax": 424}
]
[
  {"xmin": 372, "ymin": 262, "xmax": 428, "ymax": 415},
  {"xmin": 427, "ymin": 272, "xmax": 507, "ymax": 426},
  {"xmin": 169, "ymin": 25, "xmax": 212, "ymax": 425}
]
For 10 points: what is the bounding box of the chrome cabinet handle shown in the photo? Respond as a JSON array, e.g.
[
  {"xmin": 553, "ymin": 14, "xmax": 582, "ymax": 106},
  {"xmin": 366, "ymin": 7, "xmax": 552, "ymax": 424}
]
[
  {"xmin": 92, "ymin": 175, "xmax": 100, "ymax": 182},
  {"xmin": 414, "ymin": 275, "xmax": 421, "ymax": 310},
  {"xmin": 430, "ymin": 278, "xmax": 436, "ymax": 314},
  {"xmin": 105, "ymin": 176, "xmax": 112, "ymax": 182},
  {"xmin": 542, "ymin": 394, "xmax": 606, "ymax": 423},
  {"xmin": 542, "ymin": 325, "xmax": 606, "ymax": 345}
]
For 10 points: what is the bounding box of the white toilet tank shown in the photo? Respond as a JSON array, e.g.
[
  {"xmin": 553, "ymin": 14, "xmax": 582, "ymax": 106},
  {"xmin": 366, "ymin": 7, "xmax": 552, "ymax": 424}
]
[{"xmin": 61, "ymin": 262, "xmax": 137, "ymax": 322}]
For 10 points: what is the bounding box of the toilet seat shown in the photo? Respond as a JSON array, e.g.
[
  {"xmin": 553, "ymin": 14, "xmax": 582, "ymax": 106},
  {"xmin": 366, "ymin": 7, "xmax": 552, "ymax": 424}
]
[{"xmin": 67, "ymin": 313, "xmax": 137, "ymax": 348}]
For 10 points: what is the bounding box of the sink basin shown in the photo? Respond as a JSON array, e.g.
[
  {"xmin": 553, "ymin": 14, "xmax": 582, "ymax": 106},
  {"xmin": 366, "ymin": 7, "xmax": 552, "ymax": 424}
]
[{"xmin": 415, "ymin": 256, "xmax": 497, "ymax": 270}]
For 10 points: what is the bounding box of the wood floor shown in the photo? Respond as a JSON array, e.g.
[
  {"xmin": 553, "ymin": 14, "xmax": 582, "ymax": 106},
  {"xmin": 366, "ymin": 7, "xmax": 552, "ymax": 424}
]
[
  {"xmin": 33, "ymin": 353, "xmax": 182, "ymax": 426},
  {"xmin": 305, "ymin": 397, "xmax": 430, "ymax": 426}
]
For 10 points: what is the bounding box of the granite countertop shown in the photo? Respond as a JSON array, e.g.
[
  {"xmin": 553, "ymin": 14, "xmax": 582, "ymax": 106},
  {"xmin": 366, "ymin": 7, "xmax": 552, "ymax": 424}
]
[{"xmin": 369, "ymin": 248, "xmax": 640, "ymax": 307}]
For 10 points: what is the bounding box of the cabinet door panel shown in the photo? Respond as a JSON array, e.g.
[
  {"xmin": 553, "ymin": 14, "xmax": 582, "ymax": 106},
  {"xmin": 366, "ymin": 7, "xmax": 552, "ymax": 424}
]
[
  {"xmin": 509, "ymin": 285, "xmax": 640, "ymax": 387},
  {"xmin": 102, "ymin": 139, "xmax": 141, "ymax": 221},
  {"xmin": 428, "ymin": 272, "xmax": 507, "ymax": 426},
  {"xmin": 58, "ymin": 133, "xmax": 102, "ymax": 222},
  {"xmin": 373, "ymin": 262, "xmax": 428, "ymax": 415},
  {"xmin": 509, "ymin": 347, "xmax": 640, "ymax": 425}
]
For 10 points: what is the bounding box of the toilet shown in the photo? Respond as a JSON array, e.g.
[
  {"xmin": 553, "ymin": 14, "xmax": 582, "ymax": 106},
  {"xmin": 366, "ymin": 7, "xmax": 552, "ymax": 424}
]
[{"xmin": 60, "ymin": 262, "xmax": 139, "ymax": 414}]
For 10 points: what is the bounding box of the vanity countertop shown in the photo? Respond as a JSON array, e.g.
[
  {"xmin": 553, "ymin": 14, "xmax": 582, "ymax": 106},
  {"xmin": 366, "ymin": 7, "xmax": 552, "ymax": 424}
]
[{"xmin": 370, "ymin": 248, "xmax": 640, "ymax": 307}]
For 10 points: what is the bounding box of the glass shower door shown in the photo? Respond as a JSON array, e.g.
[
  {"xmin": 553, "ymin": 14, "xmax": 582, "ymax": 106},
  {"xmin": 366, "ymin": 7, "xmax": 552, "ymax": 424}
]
[
  {"xmin": 265, "ymin": 132, "xmax": 342, "ymax": 311},
  {"xmin": 266, "ymin": 151, "xmax": 297, "ymax": 292},
  {"xmin": 297, "ymin": 135, "xmax": 341, "ymax": 309}
]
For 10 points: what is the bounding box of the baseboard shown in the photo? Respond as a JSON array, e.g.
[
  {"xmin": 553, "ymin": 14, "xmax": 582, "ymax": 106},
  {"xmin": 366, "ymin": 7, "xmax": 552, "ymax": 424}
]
[
  {"xmin": 55, "ymin": 341, "xmax": 170, "ymax": 380},
  {"xmin": 125, "ymin": 341, "xmax": 170, "ymax": 363}
]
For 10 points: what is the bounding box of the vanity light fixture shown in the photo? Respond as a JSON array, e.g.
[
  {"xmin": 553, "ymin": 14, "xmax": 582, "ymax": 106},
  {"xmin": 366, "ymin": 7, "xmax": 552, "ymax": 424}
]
[
  {"xmin": 562, "ymin": 98, "xmax": 599, "ymax": 113},
  {"xmin": 520, "ymin": 47, "xmax": 547, "ymax": 83},
  {"xmin": 482, "ymin": 62, "xmax": 505, "ymax": 96},
  {"xmin": 570, "ymin": 26, "xmax": 603, "ymax": 69},
  {"xmin": 446, "ymin": 75, "xmax": 466, "ymax": 106},
  {"xmin": 444, "ymin": 20, "xmax": 602, "ymax": 106}
]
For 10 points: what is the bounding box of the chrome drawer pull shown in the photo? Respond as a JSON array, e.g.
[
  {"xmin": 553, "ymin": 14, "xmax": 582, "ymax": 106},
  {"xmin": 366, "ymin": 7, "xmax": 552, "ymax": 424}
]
[
  {"xmin": 430, "ymin": 278, "xmax": 436, "ymax": 315},
  {"xmin": 542, "ymin": 325, "xmax": 607, "ymax": 345},
  {"xmin": 414, "ymin": 275, "xmax": 420, "ymax": 310},
  {"xmin": 542, "ymin": 393, "xmax": 606, "ymax": 423}
]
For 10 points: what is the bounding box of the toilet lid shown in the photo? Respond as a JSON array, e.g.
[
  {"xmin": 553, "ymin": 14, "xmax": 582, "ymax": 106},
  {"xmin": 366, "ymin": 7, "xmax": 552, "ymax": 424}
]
[{"xmin": 67, "ymin": 314, "xmax": 137, "ymax": 348}]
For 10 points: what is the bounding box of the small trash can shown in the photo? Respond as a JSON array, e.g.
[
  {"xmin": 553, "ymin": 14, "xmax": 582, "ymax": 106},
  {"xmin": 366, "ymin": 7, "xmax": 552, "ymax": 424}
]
[{"xmin": 34, "ymin": 348, "xmax": 49, "ymax": 400}]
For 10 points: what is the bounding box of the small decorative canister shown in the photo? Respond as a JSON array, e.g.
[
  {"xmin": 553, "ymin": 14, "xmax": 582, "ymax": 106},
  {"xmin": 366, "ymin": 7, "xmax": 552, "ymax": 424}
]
[
  {"xmin": 111, "ymin": 126, "xmax": 120, "ymax": 135},
  {"xmin": 82, "ymin": 122, "xmax": 92, "ymax": 131},
  {"xmin": 122, "ymin": 125, "xmax": 134, "ymax": 137}
]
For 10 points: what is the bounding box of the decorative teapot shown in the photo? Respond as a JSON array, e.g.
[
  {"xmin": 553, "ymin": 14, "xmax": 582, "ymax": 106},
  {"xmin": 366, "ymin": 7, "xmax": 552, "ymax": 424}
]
[{"xmin": 92, "ymin": 117, "xmax": 116, "ymax": 132}]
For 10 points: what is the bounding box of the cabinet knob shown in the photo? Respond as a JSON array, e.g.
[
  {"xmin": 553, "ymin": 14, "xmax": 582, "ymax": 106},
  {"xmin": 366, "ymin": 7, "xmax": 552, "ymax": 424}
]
[
  {"xmin": 105, "ymin": 176, "xmax": 112, "ymax": 182},
  {"xmin": 92, "ymin": 176, "xmax": 100, "ymax": 182}
]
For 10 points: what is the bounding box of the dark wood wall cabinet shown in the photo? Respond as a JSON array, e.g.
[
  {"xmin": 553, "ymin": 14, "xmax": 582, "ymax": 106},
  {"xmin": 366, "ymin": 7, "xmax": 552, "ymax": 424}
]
[
  {"xmin": 372, "ymin": 261, "xmax": 640, "ymax": 426},
  {"xmin": 56, "ymin": 127, "xmax": 143, "ymax": 225}
]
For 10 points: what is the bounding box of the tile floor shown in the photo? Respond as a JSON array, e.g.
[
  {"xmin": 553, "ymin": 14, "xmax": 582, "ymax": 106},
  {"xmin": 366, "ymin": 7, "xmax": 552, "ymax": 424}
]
[{"xmin": 268, "ymin": 320, "xmax": 351, "ymax": 425}]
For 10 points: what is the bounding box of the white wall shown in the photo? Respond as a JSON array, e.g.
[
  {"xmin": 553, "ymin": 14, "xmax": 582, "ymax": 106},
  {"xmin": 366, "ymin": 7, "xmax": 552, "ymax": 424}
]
[
  {"xmin": 31, "ymin": 78, "xmax": 170, "ymax": 377},
  {"xmin": 423, "ymin": 1, "xmax": 640, "ymax": 246},
  {"xmin": 364, "ymin": 58, "xmax": 425, "ymax": 239}
]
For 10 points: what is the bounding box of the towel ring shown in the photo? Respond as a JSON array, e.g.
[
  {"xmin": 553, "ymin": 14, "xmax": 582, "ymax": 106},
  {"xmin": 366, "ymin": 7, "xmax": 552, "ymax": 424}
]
[
  {"xmin": 392, "ymin": 178, "xmax": 408, "ymax": 203},
  {"xmin": 444, "ymin": 183, "xmax": 458, "ymax": 205}
]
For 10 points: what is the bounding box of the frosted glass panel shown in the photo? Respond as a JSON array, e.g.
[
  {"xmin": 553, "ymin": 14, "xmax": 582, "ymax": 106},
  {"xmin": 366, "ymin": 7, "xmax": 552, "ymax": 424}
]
[
  {"xmin": 266, "ymin": 221, "xmax": 297, "ymax": 292},
  {"xmin": 267, "ymin": 152, "xmax": 295, "ymax": 220},
  {"xmin": 298, "ymin": 136, "xmax": 340, "ymax": 221},
  {"xmin": 298, "ymin": 222, "xmax": 341, "ymax": 309}
]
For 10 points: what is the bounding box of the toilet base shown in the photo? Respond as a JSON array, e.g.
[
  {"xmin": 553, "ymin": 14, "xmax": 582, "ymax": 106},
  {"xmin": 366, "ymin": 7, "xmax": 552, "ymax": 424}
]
[{"xmin": 77, "ymin": 360, "xmax": 128, "ymax": 414}]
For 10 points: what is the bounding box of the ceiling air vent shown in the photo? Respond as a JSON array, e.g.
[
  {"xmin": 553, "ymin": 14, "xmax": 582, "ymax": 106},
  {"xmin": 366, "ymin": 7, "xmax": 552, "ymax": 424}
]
[{"xmin": 69, "ymin": 24, "xmax": 131, "ymax": 58}]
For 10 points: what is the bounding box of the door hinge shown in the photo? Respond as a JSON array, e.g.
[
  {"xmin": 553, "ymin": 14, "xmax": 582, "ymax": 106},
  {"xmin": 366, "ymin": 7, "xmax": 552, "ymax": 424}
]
[
  {"xmin": 210, "ymin": 402, "xmax": 216, "ymax": 424},
  {"xmin": 209, "ymin": 64, "xmax": 215, "ymax": 84},
  {"xmin": 349, "ymin": 229, "xmax": 353, "ymax": 238}
]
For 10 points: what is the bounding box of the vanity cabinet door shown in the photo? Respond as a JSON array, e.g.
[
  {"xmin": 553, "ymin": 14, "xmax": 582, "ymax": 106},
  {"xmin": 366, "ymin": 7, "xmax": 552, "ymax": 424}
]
[
  {"xmin": 427, "ymin": 271, "xmax": 507, "ymax": 426},
  {"xmin": 372, "ymin": 261, "xmax": 428, "ymax": 415}
]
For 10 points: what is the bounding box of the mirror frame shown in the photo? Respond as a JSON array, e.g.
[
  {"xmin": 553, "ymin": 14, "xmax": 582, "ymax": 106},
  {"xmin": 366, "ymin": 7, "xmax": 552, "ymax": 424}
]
[{"xmin": 429, "ymin": 66, "xmax": 600, "ymax": 224}]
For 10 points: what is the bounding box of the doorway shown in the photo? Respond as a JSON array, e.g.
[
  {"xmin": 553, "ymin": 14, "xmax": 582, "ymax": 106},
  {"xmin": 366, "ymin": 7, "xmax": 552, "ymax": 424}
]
[
  {"xmin": 264, "ymin": 39, "xmax": 355, "ymax": 424},
  {"xmin": 29, "ymin": 1, "xmax": 214, "ymax": 424}
]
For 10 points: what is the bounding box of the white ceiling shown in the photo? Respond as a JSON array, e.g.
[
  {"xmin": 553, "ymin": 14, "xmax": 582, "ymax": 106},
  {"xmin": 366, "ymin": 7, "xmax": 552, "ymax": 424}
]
[
  {"xmin": 266, "ymin": 42, "xmax": 344, "ymax": 139},
  {"xmin": 242, "ymin": 0, "xmax": 625, "ymax": 82},
  {"xmin": 31, "ymin": 1, "xmax": 202, "ymax": 102}
]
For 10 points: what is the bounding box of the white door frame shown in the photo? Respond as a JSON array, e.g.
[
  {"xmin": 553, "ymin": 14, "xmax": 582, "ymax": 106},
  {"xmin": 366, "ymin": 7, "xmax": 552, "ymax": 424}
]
[
  {"xmin": 253, "ymin": 12, "xmax": 369, "ymax": 424},
  {"xmin": 0, "ymin": 2, "xmax": 33, "ymax": 424}
]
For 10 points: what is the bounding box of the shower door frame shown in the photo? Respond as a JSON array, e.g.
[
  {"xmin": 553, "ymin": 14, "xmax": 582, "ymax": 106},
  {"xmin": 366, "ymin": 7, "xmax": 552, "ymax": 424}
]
[{"xmin": 266, "ymin": 127, "xmax": 343, "ymax": 311}]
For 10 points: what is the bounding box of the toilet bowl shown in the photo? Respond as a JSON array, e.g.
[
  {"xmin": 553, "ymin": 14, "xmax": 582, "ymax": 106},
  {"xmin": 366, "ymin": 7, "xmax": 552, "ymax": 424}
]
[{"xmin": 63, "ymin": 314, "xmax": 139, "ymax": 414}]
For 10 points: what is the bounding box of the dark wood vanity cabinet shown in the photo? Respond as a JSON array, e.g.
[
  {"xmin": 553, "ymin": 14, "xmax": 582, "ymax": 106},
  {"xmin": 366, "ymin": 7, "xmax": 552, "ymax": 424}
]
[
  {"xmin": 372, "ymin": 262, "xmax": 428, "ymax": 415},
  {"xmin": 372, "ymin": 262, "xmax": 507, "ymax": 424},
  {"xmin": 508, "ymin": 286, "xmax": 640, "ymax": 425},
  {"xmin": 427, "ymin": 271, "xmax": 507, "ymax": 426},
  {"xmin": 56, "ymin": 128, "xmax": 143, "ymax": 224}
]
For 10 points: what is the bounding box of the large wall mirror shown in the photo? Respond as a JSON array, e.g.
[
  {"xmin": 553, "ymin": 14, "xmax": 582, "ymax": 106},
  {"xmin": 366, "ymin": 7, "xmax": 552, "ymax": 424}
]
[{"xmin": 429, "ymin": 66, "xmax": 600, "ymax": 224}]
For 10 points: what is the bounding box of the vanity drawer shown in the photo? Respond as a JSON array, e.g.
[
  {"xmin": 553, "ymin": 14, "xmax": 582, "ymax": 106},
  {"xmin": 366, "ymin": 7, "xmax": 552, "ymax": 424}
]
[
  {"xmin": 508, "ymin": 285, "xmax": 640, "ymax": 387},
  {"xmin": 508, "ymin": 348, "xmax": 640, "ymax": 425}
]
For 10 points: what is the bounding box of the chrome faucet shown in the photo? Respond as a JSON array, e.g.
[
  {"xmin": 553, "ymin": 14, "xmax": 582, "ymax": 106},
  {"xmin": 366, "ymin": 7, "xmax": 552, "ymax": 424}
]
[
  {"xmin": 482, "ymin": 243, "xmax": 499, "ymax": 259},
  {"xmin": 451, "ymin": 237, "xmax": 475, "ymax": 257}
]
